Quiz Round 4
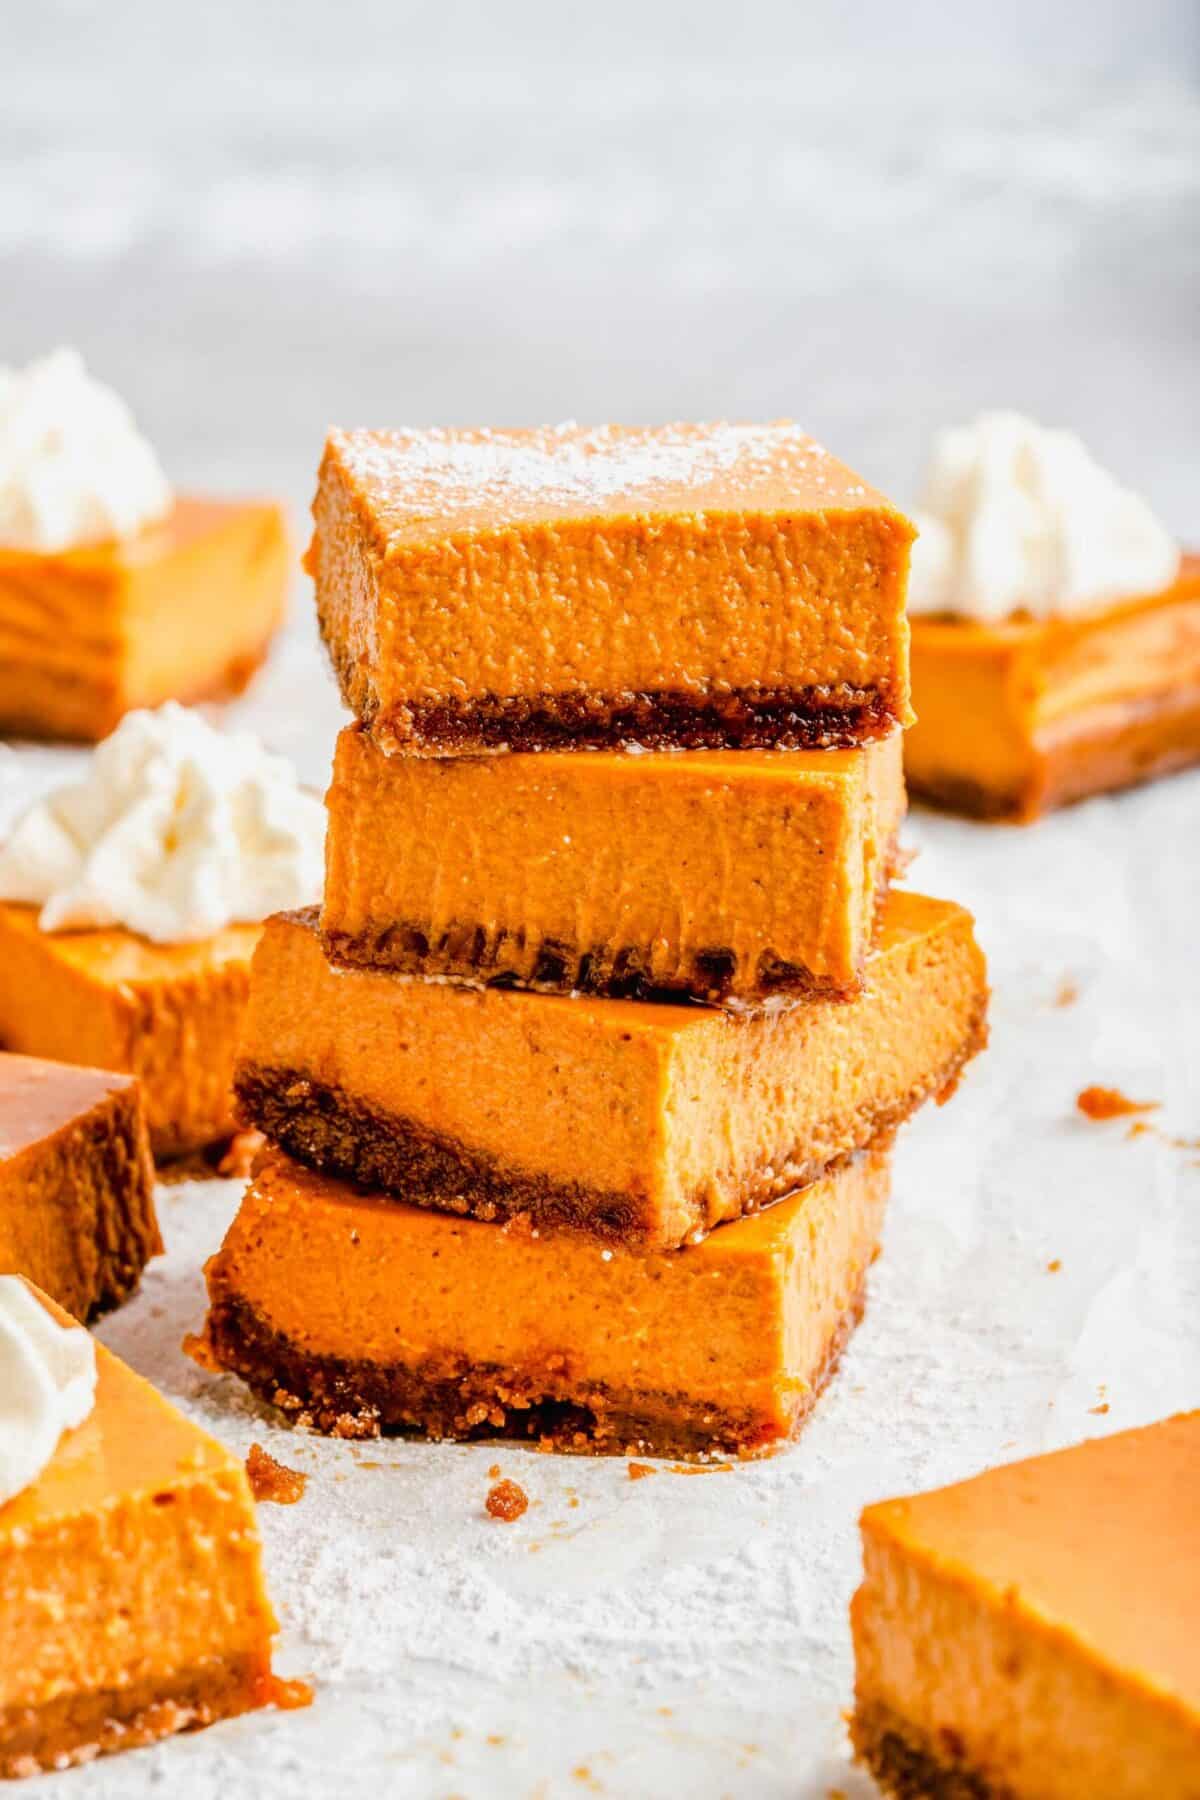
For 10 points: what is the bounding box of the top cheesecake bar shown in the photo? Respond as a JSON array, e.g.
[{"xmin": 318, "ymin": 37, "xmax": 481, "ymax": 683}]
[{"xmin": 308, "ymin": 422, "xmax": 916, "ymax": 754}]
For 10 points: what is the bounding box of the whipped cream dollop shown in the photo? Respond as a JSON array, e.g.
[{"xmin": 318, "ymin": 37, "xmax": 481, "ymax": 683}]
[
  {"xmin": 907, "ymin": 411, "xmax": 1180, "ymax": 622},
  {"xmin": 0, "ymin": 703, "xmax": 326, "ymax": 943},
  {"xmin": 0, "ymin": 347, "xmax": 173, "ymax": 551},
  {"xmin": 0, "ymin": 1277, "xmax": 97, "ymax": 1507}
]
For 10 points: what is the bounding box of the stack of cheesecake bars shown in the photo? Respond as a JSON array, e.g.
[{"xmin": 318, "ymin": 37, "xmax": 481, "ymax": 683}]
[{"xmin": 199, "ymin": 422, "xmax": 989, "ymax": 1458}]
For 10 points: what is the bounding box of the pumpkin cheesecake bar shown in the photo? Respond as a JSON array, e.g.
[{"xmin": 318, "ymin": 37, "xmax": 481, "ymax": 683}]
[
  {"xmin": 0, "ymin": 1053, "xmax": 159, "ymax": 1320},
  {"xmin": 907, "ymin": 556, "xmax": 1200, "ymax": 820},
  {"xmin": 851, "ymin": 1411, "xmax": 1200, "ymax": 1797},
  {"xmin": 309, "ymin": 422, "xmax": 915, "ymax": 754},
  {"xmin": 0, "ymin": 497, "xmax": 291, "ymax": 743},
  {"xmin": 322, "ymin": 723, "xmax": 905, "ymax": 1005},
  {"xmin": 197, "ymin": 1143, "xmax": 892, "ymax": 1456},
  {"xmin": 905, "ymin": 411, "xmax": 1199, "ymax": 819},
  {"xmin": 236, "ymin": 891, "xmax": 987, "ymax": 1248},
  {"xmin": 1, "ymin": 1281, "xmax": 281, "ymax": 1778},
  {"xmin": 0, "ymin": 904, "xmax": 260, "ymax": 1160}
]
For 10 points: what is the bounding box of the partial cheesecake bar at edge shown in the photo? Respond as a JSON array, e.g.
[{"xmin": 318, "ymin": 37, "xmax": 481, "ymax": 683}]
[
  {"xmin": 0, "ymin": 1053, "xmax": 160, "ymax": 1321},
  {"xmin": 322, "ymin": 724, "xmax": 905, "ymax": 1005},
  {"xmin": 308, "ymin": 422, "xmax": 915, "ymax": 754},
  {"xmin": 1, "ymin": 1282, "xmax": 280, "ymax": 1779},
  {"xmin": 851, "ymin": 1412, "xmax": 1200, "ymax": 1798},
  {"xmin": 235, "ymin": 891, "xmax": 988, "ymax": 1250},
  {"xmin": 196, "ymin": 1143, "xmax": 892, "ymax": 1458},
  {"xmin": 0, "ymin": 904, "xmax": 261, "ymax": 1159}
]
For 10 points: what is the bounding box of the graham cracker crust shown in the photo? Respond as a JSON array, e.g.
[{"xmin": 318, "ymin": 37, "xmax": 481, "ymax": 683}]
[
  {"xmin": 0, "ymin": 1650, "xmax": 273, "ymax": 1779},
  {"xmin": 195, "ymin": 1275, "xmax": 869, "ymax": 1459},
  {"xmin": 84, "ymin": 1084, "xmax": 162, "ymax": 1319},
  {"xmin": 850, "ymin": 1698, "xmax": 1004, "ymax": 1799},
  {"xmin": 234, "ymin": 999, "xmax": 985, "ymax": 1245},
  {"xmin": 322, "ymin": 639, "xmax": 901, "ymax": 754}
]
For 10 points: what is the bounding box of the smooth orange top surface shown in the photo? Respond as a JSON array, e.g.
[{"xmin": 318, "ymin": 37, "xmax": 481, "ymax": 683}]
[
  {"xmin": 322, "ymin": 723, "xmax": 905, "ymax": 998},
  {"xmin": 863, "ymin": 1413, "xmax": 1200, "ymax": 1715},
  {"xmin": 321, "ymin": 422, "xmax": 902, "ymax": 540},
  {"xmin": 0, "ymin": 1052, "xmax": 137, "ymax": 1161}
]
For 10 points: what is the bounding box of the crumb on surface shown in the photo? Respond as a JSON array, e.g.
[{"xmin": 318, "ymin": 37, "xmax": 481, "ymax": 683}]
[
  {"xmin": 1046, "ymin": 1258, "xmax": 1061, "ymax": 1272},
  {"xmin": 486, "ymin": 1477, "xmax": 529, "ymax": 1521},
  {"xmin": 1090, "ymin": 1402, "xmax": 1111, "ymax": 1415},
  {"xmin": 628, "ymin": 1461, "xmax": 656, "ymax": 1481},
  {"xmin": 1053, "ymin": 978, "xmax": 1078, "ymax": 1009},
  {"xmin": 246, "ymin": 1442, "xmax": 307, "ymax": 1504},
  {"xmin": 488, "ymin": 1463, "xmax": 501, "ymax": 1478},
  {"xmin": 216, "ymin": 1128, "xmax": 267, "ymax": 1179},
  {"xmin": 268, "ymin": 1674, "xmax": 314, "ymax": 1710},
  {"xmin": 1076, "ymin": 1085, "xmax": 1158, "ymax": 1121}
]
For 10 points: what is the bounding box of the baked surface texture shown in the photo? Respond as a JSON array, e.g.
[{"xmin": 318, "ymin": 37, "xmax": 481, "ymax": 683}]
[{"xmin": 308, "ymin": 422, "xmax": 914, "ymax": 754}]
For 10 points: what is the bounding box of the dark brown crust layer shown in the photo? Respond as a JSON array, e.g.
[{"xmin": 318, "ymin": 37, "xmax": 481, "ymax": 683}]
[
  {"xmin": 196, "ymin": 1276, "xmax": 868, "ymax": 1458},
  {"xmin": 320, "ymin": 843, "xmax": 899, "ymax": 1007},
  {"xmin": 234, "ymin": 995, "xmax": 984, "ymax": 1245},
  {"xmin": 0, "ymin": 1650, "xmax": 272, "ymax": 1780},
  {"xmin": 320, "ymin": 618, "xmax": 901, "ymax": 753},
  {"xmin": 851, "ymin": 1698, "xmax": 1008, "ymax": 1799}
]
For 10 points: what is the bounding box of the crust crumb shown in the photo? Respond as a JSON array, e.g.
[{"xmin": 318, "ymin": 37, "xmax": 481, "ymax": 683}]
[
  {"xmin": 268, "ymin": 1675, "xmax": 314, "ymax": 1710},
  {"xmin": 1046, "ymin": 1258, "xmax": 1062, "ymax": 1272},
  {"xmin": 246, "ymin": 1442, "xmax": 307, "ymax": 1504},
  {"xmin": 486, "ymin": 1478, "xmax": 529, "ymax": 1521},
  {"xmin": 627, "ymin": 1461, "xmax": 656, "ymax": 1481},
  {"xmin": 1076, "ymin": 1085, "xmax": 1158, "ymax": 1121}
]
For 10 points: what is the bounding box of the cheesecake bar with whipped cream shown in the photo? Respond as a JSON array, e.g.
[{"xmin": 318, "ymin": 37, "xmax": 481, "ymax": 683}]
[
  {"xmin": 904, "ymin": 411, "xmax": 1200, "ymax": 819},
  {"xmin": 0, "ymin": 704, "xmax": 325, "ymax": 1157},
  {"xmin": 0, "ymin": 350, "xmax": 289, "ymax": 741}
]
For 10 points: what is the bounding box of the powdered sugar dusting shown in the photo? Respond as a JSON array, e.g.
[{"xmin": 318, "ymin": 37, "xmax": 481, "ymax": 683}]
[{"xmin": 329, "ymin": 421, "xmax": 866, "ymax": 536}]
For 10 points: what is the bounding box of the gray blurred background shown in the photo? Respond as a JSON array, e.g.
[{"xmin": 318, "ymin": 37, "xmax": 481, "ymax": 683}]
[{"xmin": 4, "ymin": 0, "xmax": 1198, "ymax": 530}]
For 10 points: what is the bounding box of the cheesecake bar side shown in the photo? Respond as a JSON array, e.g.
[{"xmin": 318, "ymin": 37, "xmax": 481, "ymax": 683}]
[
  {"xmin": 237, "ymin": 908, "xmax": 677, "ymax": 1239},
  {"xmin": 198, "ymin": 1146, "xmax": 891, "ymax": 1456},
  {"xmin": 0, "ymin": 549, "xmax": 127, "ymax": 741},
  {"xmin": 851, "ymin": 1506, "xmax": 1200, "ymax": 1800},
  {"xmin": 658, "ymin": 893, "xmax": 988, "ymax": 1240},
  {"xmin": 311, "ymin": 425, "xmax": 915, "ymax": 753},
  {"xmin": 0, "ymin": 1060, "xmax": 160, "ymax": 1320},
  {"xmin": 321, "ymin": 727, "xmax": 906, "ymax": 1004}
]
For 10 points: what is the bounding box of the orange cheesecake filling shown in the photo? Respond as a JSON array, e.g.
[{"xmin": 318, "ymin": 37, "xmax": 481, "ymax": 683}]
[
  {"xmin": 1, "ymin": 1287, "xmax": 278, "ymax": 1778},
  {"xmin": 199, "ymin": 1145, "xmax": 892, "ymax": 1456},
  {"xmin": 0, "ymin": 903, "xmax": 260, "ymax": 1158},
  {"xmin": 0, "ymin": 497, "xmax": 289, "ymax": 742},
  {"xmin": 906, "ymin": 556, "xmax": 1200, "ymax": 819},
  {"xmin": 237, "ymin": 892, "xmax": 988, "ymax": 1248},
  {"xmin": 322, "ymin": 724, "xmax": 906, "ymax": 1004},
  {"xmin": 310, "ymin": 423, "xmax": 915, "ymax": 753},
  {"xmin": 852, "ymin": 1412, "xmax": 1200, "ymax": 1798}
]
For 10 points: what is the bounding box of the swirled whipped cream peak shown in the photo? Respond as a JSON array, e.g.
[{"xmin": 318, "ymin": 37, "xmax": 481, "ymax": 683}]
[
  {"xmin": 0, "ymin": 702, "xmax": 326, "ymax": 943},
  {"xmin": 0, "ymin": 1277, "xmax": 97, "ymax": 1507},
  {"xmin": 907, "ymin": 411, "xmax": 1180, "ymax": 622},
  {"xmin": 0, "ymin": 347, "xmax": 173, "ymax": 551}
]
